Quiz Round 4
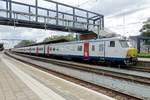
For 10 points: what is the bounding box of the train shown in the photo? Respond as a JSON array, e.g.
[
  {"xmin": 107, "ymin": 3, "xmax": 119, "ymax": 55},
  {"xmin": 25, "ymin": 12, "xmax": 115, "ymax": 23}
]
[
  {"xmin": 0, "ymin": 43, "xmax": 4, "ymax": 51},
  {"xmin": 11, "ymin": 37, "xmax": 138, "ymax": 66}
]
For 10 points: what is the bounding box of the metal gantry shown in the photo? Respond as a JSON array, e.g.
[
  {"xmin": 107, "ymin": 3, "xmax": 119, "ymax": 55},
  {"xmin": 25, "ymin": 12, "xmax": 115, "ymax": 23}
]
[
  {"xmin": 137, "ymin": 36, "xmax": 150, "ymax": 53},
  {"xmin": 0, "ymin": 0, "xmax": 104, "ymax": 34}
]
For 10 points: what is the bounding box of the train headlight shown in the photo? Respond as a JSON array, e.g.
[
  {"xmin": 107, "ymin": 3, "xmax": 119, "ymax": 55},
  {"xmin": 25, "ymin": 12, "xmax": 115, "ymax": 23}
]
[{"xmin": 127, "ymin": 48, "xmax": 137, "ymax": 58}]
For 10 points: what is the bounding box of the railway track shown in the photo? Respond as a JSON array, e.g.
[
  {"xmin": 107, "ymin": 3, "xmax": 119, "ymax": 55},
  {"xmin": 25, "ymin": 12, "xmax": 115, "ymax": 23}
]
[
  {"xmin": 128, "ymin": 66, "xmax": 150, "ymax": 73},
  {"xmin": 5, "ymin": 51, "xmax": 150, "ymax": 100},
  {"xmin": 10, "ymin": 52, "xmax": 150, "ymax": 86}
]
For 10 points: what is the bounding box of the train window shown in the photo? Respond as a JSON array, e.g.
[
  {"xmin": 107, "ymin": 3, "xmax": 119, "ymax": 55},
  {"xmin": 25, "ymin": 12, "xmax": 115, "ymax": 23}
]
[
  {"xmin": 99, "ymin": 44, "xmax": 104, "ymax": 51},
  {"xmin": 39, "ymin": 48, "xmax": 43, "ymax": 51},
  {"xmin": 78, "ymin": 45, "xmax": 82, "ymax": 51},
  {"xmin": 110, "ymin": 41, "xmax": 115, "ymax": 47},
  {"xmin": 53, "ymin": 48, "xmax": 55, "ymax": 51},
  {"xmin": 92, "ymin": 45, "xmax": 95, "ymax": 51},
  {"xmin": 119, "ymin": 40, "xmax": 129, "ymax": 48},
  {"xmin": 49, "ymin": 47, "xmax": 52, "ymax": 51}
]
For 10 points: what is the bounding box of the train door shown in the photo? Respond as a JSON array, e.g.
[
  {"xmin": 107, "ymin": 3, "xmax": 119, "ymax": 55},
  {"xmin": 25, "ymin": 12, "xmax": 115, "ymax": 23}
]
[
  {"xmin": 105, "ymin": 40, "xmax": 116, "ymax": 58},
  {"xmin": 99, "ymin": 41, "xmax": 105, "ymax": 58},
  {"xmin": 29, "ymin": 48, "xmax": 31, "ymax": 54},
  {"xmin": 36, "ymin": 47, "xmax": 39, "ymax": 55},
  {"xmin": 47, "ymin": 46, "xmax": 49, "ymax": 55},
  {"xmin": 84, "ymin": 42, "xmax": 89, "ymax": 59}
]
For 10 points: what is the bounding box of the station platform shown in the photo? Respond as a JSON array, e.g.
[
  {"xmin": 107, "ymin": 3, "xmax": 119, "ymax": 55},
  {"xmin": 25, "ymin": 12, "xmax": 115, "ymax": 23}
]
[
  {"xmin": 0, "ymin": 52, "xmax": 114, "ymax": 100},
  {"xmin": 138, "ymin": 58, "xmax": 150, "ymax": 62}
]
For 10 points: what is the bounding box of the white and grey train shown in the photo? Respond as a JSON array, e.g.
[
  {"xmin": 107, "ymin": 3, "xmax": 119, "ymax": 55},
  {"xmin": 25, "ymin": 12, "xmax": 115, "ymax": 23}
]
[{"xmin": 12, "ymin": 37, "xmax": 138, "ymax": 65}]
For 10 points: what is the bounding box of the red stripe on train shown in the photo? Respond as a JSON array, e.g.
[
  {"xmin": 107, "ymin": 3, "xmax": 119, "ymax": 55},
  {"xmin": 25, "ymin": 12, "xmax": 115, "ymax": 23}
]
[{"xmin": 84, "ymin": 42, "xmax": 89, "ymax": 59}]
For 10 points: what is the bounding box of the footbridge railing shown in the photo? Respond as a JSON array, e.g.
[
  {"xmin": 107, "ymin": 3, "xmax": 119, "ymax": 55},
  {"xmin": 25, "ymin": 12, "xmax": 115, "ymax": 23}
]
[{"xmin": 0, "ymin": 0, "xmax": 104, "ymax": 34}]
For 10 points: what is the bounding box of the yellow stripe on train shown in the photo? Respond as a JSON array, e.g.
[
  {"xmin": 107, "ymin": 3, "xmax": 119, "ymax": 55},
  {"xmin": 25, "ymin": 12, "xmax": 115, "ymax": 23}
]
[{"xmin": 127, "ymin": 48, "xmax": 138, "ymax": 58}]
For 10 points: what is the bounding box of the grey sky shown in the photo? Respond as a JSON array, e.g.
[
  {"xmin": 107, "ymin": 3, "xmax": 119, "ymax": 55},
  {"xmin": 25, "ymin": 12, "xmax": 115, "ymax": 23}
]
[
  {"xmin": 0, "ymin": 0, "xmax": 150, "ymax": 48},
  {"xmin": 91, "ymin": 0, "xmax": 149, "ymax": 15}
]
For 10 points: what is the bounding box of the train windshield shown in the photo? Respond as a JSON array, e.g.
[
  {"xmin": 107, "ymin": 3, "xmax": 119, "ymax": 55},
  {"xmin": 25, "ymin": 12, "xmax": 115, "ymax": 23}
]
[{"xmin": 119, "ymin": 40, "xmax": 129, "ymax": 48}]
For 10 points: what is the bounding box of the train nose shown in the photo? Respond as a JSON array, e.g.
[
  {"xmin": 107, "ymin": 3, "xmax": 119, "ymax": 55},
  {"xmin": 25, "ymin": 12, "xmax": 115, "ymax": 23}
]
[{"xmin": 127, "ymin": 48, "xmax": 138, "ymax": 58}]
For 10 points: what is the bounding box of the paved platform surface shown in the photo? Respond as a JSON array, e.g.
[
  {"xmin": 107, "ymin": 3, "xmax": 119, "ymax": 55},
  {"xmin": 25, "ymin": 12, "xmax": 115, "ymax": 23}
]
[
  {"xmin": 0, "ymin": 52, "xmax": 114, "ymax": 100},
  {"xmin": 0, "ymin": 54, "xmax": 41, "ymax": 100},
  {"xmin": 138, "ymin": 58, "xmax": 150, "ymax": 62}
]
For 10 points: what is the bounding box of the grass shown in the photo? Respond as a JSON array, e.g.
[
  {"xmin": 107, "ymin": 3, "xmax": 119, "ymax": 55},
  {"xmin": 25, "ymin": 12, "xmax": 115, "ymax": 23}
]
[{"xmin": 138, "ymin": 52, "xmax": 150, "ymax": 58}]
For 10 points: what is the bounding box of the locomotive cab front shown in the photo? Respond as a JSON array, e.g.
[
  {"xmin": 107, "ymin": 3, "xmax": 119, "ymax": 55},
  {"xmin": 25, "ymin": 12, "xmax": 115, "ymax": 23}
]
[
  {"xmin": 119, "ymin": 40, "xmax": 138, "ymax": 65},
  {"xmin": 105, "ymin": 38, "xmax": 138, "ymax": 65},
  {"xmin": 125, "ymin": 47, "xmax": 138, "ymax": 65}
]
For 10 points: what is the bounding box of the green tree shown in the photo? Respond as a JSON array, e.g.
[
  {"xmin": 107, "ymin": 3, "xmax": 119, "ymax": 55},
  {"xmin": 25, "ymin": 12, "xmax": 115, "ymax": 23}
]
[
  {"xmin": 140, "ymin": 18, "xmax": 150, "ymax": 45},
  {"xmin": 15, "ymin": 40, "xmax": 36, "ymax": 47},
  {"xmin": 43, "ymin": 34, "xmax": 75, "ymax": 42}
]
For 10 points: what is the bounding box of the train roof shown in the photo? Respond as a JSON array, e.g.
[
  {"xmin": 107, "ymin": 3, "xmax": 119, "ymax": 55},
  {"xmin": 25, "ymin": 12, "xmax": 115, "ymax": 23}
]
[
  {"xmin": 93, "ymin": 37, "xmax": 126, "ymax": 41},
  {"xmin": 19, "ymin": 39, "xmax": 69, "ymax": 47},
  {"xmin": 74, "ymin": 37, "xmax": 126, "ymax": 43},
  {"xmin": 15, "ymin": 37, "xmax": 126, "ymax": 48}
]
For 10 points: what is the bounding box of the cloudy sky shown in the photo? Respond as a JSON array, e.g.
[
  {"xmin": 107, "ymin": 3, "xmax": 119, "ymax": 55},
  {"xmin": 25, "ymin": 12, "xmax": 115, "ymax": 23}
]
[{"xmin": 0, "ymin": 0, "xmax": 150, "ymax": 48}]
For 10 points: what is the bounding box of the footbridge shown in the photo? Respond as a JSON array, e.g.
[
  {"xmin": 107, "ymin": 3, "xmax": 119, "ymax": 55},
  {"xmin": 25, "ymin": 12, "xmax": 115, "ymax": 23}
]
[{"xmin": 0, "ymin": 0, "xmax": 104, "ymax": 34}]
